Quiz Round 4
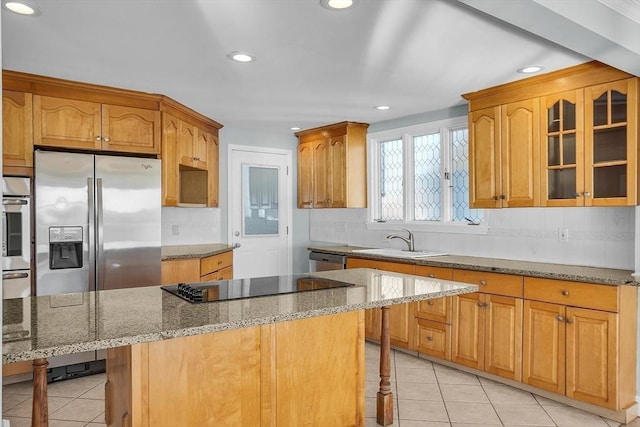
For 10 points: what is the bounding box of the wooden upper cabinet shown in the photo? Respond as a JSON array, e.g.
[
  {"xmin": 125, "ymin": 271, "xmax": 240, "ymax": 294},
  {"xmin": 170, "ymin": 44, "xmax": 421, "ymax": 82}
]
[
  {"xmin": 161, "ymin": 112, "xmax": 180, "ymax": 206},
  {"xmin": 34, "ymin": 96, "xmax": 102, "ymax": 150},
  {"xmin": 2, "ymin": 90, "xmax": 33, "ymax": 174},
  {"xmin": 178, "ymin": 120, "xmax": 208, "ymax": 170},
  {"xmin": 101, "ymin": 104, "xmax": 161, "ymax": 154},
  {"xmin": 464, "ymin": 61, "xmax": 638, "ymax": 208},
  {"xmin": 297, "ymin": 141, "xmax": 314, "ymax": 208},
  {"xmin": 296, "ymin": 121, "xmax": 368, "ymax": 209},
  {"xmin": 208, "ymin": 134, "xmax": 219, "ymax": 207},
  {"xmin": 33, "ymin": 95, "xmax": 160, "ymax": 154}
]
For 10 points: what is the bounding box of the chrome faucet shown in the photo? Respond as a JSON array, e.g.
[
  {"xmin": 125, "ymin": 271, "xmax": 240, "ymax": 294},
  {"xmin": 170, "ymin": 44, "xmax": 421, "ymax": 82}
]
[{"xmin": 386, "ymin": 229, "xmax": 415, "ymax": 252}]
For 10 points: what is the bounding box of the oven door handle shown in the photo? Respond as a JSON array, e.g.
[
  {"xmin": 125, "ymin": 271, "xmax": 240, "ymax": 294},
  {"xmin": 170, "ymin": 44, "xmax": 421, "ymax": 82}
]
[
  {"xmin": 2, "ymin": 199, "xmax": 28, "ymax": 205},
  {"xmin": 2, "ymin": 272, "xmax": 29, "ymax": 280}
]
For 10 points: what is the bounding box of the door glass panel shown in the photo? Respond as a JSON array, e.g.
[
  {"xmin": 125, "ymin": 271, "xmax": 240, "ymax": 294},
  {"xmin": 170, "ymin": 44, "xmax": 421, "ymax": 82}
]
[
  {"xmin": 562, "ymin": 100, "xmax": 576, "ymax": 130},
  {"xmin": 563, "ymin": 134, "xmax": 576, "ymax": 164},
  {"xmin": 593, "ymin": 92, "xmax": 608, "ymax": 126},
  {"xmin": 243, "ymin": 166, "xmax": 279, "ymax": 236},
  {"xmin": 548, "ymin": 136, "xmax": 560, "ymax": 166},
  {"xmin": 593, "ymin": 127, "xmax": 627, "ymax": 163},
  {"xmin": 548, "ymin": 169, "xmax": 576, "ymax": 199},
  {"xmin": 593, "ymin": 165, "xmax": 626, "ymax": 198},
  {"xmin": 548, "ymin": 102, "xmax": 560, "ymax": 133},
  {"xmin": 611, "ymin": 90, "xmax": 627, "ymax": 123}
]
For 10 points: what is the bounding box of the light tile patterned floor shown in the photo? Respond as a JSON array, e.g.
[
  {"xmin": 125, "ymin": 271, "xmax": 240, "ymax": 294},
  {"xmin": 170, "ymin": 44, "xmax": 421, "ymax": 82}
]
[{"xmin": 2, "ymin": 342, "xmax": 639, "ymax": 426}]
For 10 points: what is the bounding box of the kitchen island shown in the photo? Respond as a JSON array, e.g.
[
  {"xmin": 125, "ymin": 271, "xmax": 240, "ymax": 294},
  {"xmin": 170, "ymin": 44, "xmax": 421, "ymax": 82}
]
[{"xmin": 2, "ymin": 268, "xmax": 478, "ymax": 427}]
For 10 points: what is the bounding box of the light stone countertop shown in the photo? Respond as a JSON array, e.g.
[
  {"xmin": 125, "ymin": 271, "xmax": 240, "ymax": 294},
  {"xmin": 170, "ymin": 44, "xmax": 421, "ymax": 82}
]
[
  {"xmin": 309, "ymin": 246, "xmax": 637, "ymax": 286},
  {"xmin": 161, "ymin": 243, "xmax": 234, "ymax": 260},
  {"xmin": 2, "ymin": 268, "xmax": 477, "ymax": 363}
]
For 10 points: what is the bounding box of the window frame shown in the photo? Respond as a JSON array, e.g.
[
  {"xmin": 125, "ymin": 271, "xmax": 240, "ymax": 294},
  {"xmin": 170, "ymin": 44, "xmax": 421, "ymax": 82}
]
[{"xmin": 366, "ymin": 117, "xmax": 488, "ymax": 235}]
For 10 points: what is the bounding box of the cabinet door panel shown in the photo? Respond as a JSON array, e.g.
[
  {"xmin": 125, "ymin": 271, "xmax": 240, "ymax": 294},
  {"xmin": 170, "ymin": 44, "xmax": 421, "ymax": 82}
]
[
  {"xmin": 501, "ymin": 99, "xmax": 540, "ymax": 207},
  {"xmin": 178, "ymin": 120, "xmax": 197, "ymax": 167},
  {"xmin": 469, "ymin": 107, "xmax": 501, "ymax": 208},
  {"xmin": 329, "ymin": 136, "xmax": 346, "ymax": 207},
  {"xmin": 194, "ymin": 128, "xmax": 210, "ymax": 170},
  {"xmin": 34, "ymin": 95, "xmax": 101, "ymax": 150},
  {"xmin": 484, "ymin": 295, "xmax": 522, "ymax": 381},
  {"xmin": 566, "ymin": 307, "xmax": 617, "ymax": 408},
  {"xmin": 312, "ymin": 139, "xmax": 330, "ymax": 208},
  {"xmin": 297, "ymin": 141, "xmax": 314, "ymax": 208},
  {"xmin": 451, "ymin": 293, "xmax": 483, "ymax": 370},
  {"xmin": 3, "ymin": 90, "xmax": 33, "ymax": 169},
  {"xmin": 523, "ymin": 300, "xmax": 565, "ymax": 394},
  {"xmin": 208, "ymin": 135, "xmax": 219, "ymax": 207},
  {"xmin": 102, "ymin": 104, "xmax": 160, "ymax": 154},
  {"xmin": 161, "ymin": 113, "xmax": 179, "ymax": 206}
]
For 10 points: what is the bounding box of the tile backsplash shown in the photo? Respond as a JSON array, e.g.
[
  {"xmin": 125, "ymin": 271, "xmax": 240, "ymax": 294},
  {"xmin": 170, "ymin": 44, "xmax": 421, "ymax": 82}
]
[
  {"xmin": 162, "ymin": 207, "xmax": 221, "ymax": 246},
  {"xmin": 309, "ymin": 207, "xmax": 635, "ymax": 270}
]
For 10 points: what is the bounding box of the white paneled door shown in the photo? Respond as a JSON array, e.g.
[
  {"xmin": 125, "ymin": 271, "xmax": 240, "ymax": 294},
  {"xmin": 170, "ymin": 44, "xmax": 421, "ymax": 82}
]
[{"xmin": 228, "ymin": 145, "xmax": 292, "ymax": 279}]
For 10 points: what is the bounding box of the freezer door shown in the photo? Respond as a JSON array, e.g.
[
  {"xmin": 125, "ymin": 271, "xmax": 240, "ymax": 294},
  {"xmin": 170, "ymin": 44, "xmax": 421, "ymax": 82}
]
[
  {"xmin": 35, "ymin": 151, "xmax": 93, "ymax": 296},
  {"xmin": 95, "ymin": 155, "xmax": 161, "ymax": 290}
]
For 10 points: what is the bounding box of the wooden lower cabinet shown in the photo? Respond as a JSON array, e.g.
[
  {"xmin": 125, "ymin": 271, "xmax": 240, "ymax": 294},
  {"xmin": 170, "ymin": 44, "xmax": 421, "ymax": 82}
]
[
  {"xmin": 452, "ymin": 293, "xmax": 523, "ymax": 381},
  {"xmin": 414, "ymin": 318, "xmax": 450, "ymax": 360},
  {"xmin": 105, "ymin": 310, "xmax": 365, "ymax": 427},
  {"xmin": 346, "ymin": 257, "xmax": 414, "ymax": 349},
  {"xmin": 522, "ymin": 277, "xmax": 637, "ymax": 411},
  {"xmin": 161, "ymin": 251, "xmax": 233, "ymax": 285}
]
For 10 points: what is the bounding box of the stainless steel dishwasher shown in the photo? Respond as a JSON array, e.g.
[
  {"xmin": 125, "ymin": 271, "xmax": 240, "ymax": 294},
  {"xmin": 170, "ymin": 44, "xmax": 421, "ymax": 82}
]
[{"xmin": 309, "ymin": 251, "xmax": 346, "ymax": 271}]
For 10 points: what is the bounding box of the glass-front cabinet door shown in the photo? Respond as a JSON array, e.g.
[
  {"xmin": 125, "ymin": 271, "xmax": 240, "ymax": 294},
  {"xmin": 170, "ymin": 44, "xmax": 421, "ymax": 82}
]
[
  {"xmin": 541, "ymin": 90, "xmax": 584, "ymax": 206},
  {"xmin": 584, "ymin": 78, "xmax": 637, "ymax": 206}
]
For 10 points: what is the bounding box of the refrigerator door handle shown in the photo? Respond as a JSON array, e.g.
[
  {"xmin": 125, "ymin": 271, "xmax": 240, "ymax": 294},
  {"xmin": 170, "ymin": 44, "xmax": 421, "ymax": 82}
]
[
  {"xmin": 88, "ymin": 178, "xmax": 96, "ymax": 292},
  {"xmin": 96, "ymin": 178, "xmax": 105, "ymax": 291}
]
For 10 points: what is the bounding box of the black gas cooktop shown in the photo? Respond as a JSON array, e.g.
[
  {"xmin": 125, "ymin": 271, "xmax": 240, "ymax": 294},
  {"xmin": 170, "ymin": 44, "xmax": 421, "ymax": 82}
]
[{"xmin": 161, "ymin": 274, "xmax": 354, "ymax": 304}]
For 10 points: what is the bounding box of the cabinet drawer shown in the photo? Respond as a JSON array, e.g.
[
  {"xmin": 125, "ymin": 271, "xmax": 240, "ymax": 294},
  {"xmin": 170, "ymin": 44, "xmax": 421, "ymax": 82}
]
[
  {"xmin": 415, "ymin": 297, "xmax": 451, "ymax": 323},
  {"xmin": 453, "ymin": 270, "xmax": 523, "ymax": 298},
  {"xmin": 414, "ymin": 318, "xmax": 450, "ymax": 360},
  {"xmin": 201, "ymin": 266, "xmax": 233, "ymax": 282},
  {"xmin": 524, "ymin": 277, "xmax": 619, "ymax": 312},
  {"xmin": 200, "ymin": 251, "xmax": 233, "ymax": 276}
]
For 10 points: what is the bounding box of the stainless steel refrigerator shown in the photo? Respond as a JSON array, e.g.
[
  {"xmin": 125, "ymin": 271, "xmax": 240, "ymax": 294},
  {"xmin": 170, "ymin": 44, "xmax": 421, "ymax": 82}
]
[{"xmin": 34, "ymin": 150, "xmax": 161, "ymax": 378}]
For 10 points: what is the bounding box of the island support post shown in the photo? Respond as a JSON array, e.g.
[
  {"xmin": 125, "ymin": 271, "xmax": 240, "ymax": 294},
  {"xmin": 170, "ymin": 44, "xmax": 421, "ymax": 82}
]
[
  {"xmin": 377, "ymin": 305, "xmax": 393, "ymax": 426},
  {"xmin": 32, "ymin": 357, "xmax": 49, "ymax": 427}
]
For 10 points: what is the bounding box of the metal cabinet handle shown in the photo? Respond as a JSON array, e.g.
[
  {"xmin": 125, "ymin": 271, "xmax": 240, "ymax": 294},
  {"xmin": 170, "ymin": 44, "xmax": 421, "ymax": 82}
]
[
  {"xmin": 566, "ymin": 318, "xmax": 574, "ymax": 324},
  {"xmin": 575, "ymin": 192, "xmax": 581, "ymax": 198},
  {"xmin": 479, "ymin": 280, "xmax": 487, "ymax": 286},
  {"xmin": 427, "ymin": 301, "xmax": 434, "ymax": 306},
  {"xmin": 561, "ymin": 290, "xmax": 569, "ymax": 296},
  {"xmin": 500, "ymin": 194, "xmax": 506, "ymax": 199},
  {"xmin": 428, "ymin": 273, "xmax": 435, "ymax": 278},
  {"xmin": 2, "ymin": 272, "xmax": 28, "ymax": 280},
  {"xmin": 103, "ymin": 136, "xmax": 110, "ymax": 142},
  {"xmin": 556, "ymin": 315, "xmax": 564, "ymax": 322},
  {"xmin": 492, "ymin": 196, "xmax": 499, "ymax": 201},
  {"xmin": 583, "ymin": 191, "xmax": 591, "ymax": 197},
  {"xmin": 426, "ymin": 336, "xmax": 433, "ymax": 341},
  {"xmin": 477, "ymin": 302, "xmax": 488, "ymax": 307},
  {"xmin": 95, "ymin": 136, "xmax": 102, "ymax": 141}
]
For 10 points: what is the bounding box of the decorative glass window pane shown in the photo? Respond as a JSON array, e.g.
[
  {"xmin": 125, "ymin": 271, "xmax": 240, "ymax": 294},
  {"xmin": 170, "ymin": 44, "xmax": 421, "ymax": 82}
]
[
  {"xmin": 243, "ymin": 166, "xmax": 279, "ymax": 235},
  {"xmin": 611, "ymin": 90, "xmax": 627, "ymax": 123},
  {"xmin": 548, "ymin": 136, "xmax": 560, "ymax": 166},
  {"xmin": 548, "ymin": 168, "xmax": 577, "ymax": 199},
  {"xmin": 593, "ymin": 127, "xmax": 627, "ymax": 163},
  {"xmin": 593, "ymin": 165, "xmax": 626, "ymax": 198},
  {"xmin": 593, "ymin": 92, "xmax": 608, "ymax": 126},
  {"xmin": 414, "ymin": 133, "xmax": 441, "ymax": 221},
  {"xmin": 562, "ymin": 100, "xmax": 576, "ymax": 130},
  {"xmin": 548, "ymin": 101, "xmax": 560, "ymax": 133},
  {"xmin": 379, "ymin": 139, "xmax": 404, "ymax": 220},
  {"xmin": 451, "ymin": 128, "xmax": 483, "ymax": 223}
]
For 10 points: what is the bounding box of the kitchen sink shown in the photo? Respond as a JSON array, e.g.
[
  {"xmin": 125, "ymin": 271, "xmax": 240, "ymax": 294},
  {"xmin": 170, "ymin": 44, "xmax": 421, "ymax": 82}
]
[{"xmin": 351, "ymin": 248, "xmax": 447, "ymax": 259}]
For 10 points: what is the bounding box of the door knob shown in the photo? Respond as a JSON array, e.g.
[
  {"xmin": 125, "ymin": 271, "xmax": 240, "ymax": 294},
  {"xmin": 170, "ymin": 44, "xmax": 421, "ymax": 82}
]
[{"xmin": 234, "ymin": 231, "xmax": 240, "ymax": 237}]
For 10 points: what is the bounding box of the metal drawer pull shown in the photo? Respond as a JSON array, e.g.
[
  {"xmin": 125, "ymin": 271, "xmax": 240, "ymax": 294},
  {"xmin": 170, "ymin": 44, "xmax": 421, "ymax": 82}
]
[
  {"xmin": 479, "ymin": 280, "xmax": 487, "ymax": 286},
  {"xmin": 561, "ymin": 290, "xmax": 569, "ymax": 296},
  {"xmin": 426, "ymin": 336, "xmax": 433, "ymax": 341},
  {"xmin": 428, "ymin": 273, "xmax": 435, "ymax": 278},
  {"xmin": 566, "ymin": 318, "xmax": 574, "ymax": 324},
  {"xmin": 477, "ymin": 302, "xmax": 489, "ymax": 307},
  {"xmin": 556, "ymin": 315, "xmax": 564, "ymax": 322},
  {"xmin": 427, "ymin": 301, "xmax": 434, "ymax": 306}
]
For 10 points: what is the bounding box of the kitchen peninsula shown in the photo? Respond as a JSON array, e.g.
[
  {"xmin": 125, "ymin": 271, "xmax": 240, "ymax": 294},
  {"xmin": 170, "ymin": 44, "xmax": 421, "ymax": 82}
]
[{"xmin": 2, "ymin": 268, "xmax": 478, "ymax": 427}]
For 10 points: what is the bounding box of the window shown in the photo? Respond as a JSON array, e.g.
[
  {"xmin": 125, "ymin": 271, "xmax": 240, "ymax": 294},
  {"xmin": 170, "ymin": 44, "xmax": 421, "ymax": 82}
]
[{"xmin": 369, "ymin": 118, "xmax": 484, "ymax": 230}]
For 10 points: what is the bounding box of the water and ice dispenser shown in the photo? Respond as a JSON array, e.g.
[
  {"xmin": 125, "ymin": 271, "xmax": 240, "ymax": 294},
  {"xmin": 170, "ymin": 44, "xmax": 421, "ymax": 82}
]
[{"xmin": 49, "ymin": 227, "xmax": 83, "ymax": 270}]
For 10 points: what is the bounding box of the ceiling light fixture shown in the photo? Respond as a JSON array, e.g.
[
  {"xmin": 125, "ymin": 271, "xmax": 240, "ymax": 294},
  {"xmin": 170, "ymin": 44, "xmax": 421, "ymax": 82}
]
[
  {"xmin": 5, "ymin": 1, "xmax": 37, "ymax": 15},
  {"xmin": 517, "ymin": 65, "xmax": 544, "ymax": 74},
  {"xmin": 375, "ymin": 105, "xmax": 390, "ymax": 110},
  {"xmin": 227, "ymin": 51, "xmax": 255, "ymax": 63},
  {"xmin": 320, "ymin": 0, "xmax": 358, "ymax": 10}
]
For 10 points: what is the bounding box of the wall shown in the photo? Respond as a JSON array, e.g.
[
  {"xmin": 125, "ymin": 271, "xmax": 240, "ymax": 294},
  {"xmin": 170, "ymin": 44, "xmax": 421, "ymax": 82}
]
[{"xmin": 310, "ymin": 206, "xmax": 635, "ymax": 270}]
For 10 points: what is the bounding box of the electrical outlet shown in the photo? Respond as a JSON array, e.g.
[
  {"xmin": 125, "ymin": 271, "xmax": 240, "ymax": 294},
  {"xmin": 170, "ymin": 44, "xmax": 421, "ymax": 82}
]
[
  {"xmin": 558, "ymin": 227, "xmax": 569, "ymax": 242},
  {"xmin": 172, "ymin": 224, "xmax": 180, "ymax": 236}
]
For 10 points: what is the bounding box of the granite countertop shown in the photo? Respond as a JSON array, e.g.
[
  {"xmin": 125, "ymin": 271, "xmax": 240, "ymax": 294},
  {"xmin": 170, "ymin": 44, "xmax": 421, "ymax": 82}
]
[
  {"xmin": 2, "ymin": 268, "xmax": 477, "ymax": 363},
  {"xmin": 161, "ymin": 243, "xmax": 234, "ymax": 260},
  {"xmin": 309, "ymin": 245, "xmax": 637, "ymax": 286}
]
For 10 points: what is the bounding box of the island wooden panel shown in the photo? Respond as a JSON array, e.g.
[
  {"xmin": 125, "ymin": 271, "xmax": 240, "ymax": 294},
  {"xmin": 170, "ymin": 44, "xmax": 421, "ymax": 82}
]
[{"xmin": 105, "ymin": 310, "xmax": 365, "ymax": 426}]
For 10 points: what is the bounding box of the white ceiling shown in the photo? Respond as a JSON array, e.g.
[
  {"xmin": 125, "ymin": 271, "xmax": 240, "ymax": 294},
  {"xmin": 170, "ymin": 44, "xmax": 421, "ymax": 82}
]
[{"xmin": 1, "ymin": 0, "xmax": 638, "ymax": 133}]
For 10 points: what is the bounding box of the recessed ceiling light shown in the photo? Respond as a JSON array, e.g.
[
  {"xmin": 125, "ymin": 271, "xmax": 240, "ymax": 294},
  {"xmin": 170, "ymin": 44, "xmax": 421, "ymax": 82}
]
[
  {"xmin": 517, "ymin": 65, "xmax": 544, "ymax": 74},
  {"xmin": 320, "ymin": 0, "xmax": 359, "ymax": 10},
  {"xmin": 227, "ymin": 51, "xmax": 255, "ymax": 63},
  {"xmin": 375, "ymin": 105, "xmax": 391, "ymax": 110},
  {"xmin": 290, "ymin": 127, "xmax": 301, "ymax": 131},
  {"xmin": 5, "ymin": 2, "xmax": 37, "ymax": 15}
]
